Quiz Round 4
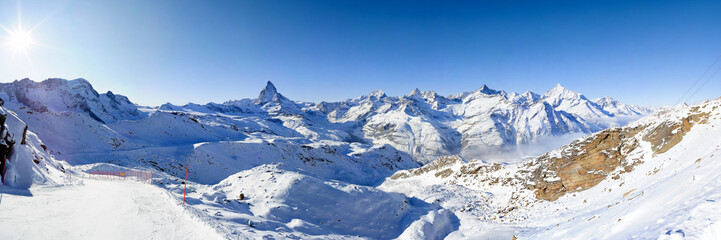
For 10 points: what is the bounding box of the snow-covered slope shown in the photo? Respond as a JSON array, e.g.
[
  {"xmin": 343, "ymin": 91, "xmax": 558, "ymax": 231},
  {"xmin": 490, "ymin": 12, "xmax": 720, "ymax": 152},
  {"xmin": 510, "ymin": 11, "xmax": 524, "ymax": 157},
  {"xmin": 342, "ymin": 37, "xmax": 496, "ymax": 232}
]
[
  {"xmin": 381, "ymin": 97, "xmax": 721, "ymax": 239},
  {"xmin": 171, "ymin": 164, "xmax": 459, "ymax": 239},
  {"xmin": 0, "ymin": 179, "xmax": 225, "ymax": 239}
]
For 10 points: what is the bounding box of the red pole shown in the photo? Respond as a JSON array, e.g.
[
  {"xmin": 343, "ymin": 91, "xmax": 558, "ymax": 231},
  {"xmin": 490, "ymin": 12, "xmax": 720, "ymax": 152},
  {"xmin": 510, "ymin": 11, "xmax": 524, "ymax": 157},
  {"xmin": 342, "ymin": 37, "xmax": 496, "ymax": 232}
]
[
  {"xmin": 2, "ymin": 157, "xmax": 6, "ymax": 186},
  {"xmin": 183, "ymin": 164, "xmax": 188, "ymax": 206}
]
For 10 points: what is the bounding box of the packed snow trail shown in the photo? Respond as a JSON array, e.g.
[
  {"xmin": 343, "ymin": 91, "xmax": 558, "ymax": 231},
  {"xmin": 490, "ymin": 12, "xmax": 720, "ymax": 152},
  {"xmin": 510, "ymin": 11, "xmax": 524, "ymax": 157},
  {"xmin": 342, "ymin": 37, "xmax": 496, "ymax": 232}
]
[{"xmin": 0, "ymin": 179, "xmax": 224, "ymax": 240}]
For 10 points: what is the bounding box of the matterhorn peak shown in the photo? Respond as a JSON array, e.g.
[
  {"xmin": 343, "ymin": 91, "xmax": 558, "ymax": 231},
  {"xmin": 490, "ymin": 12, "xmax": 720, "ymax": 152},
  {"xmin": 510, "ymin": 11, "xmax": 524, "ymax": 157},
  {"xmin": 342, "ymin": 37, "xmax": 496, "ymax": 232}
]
[
  {"xmin": 255, "ymin": 81, "xmax": 288, "ymax": 105},
  {"xmin": 260, "ymin": 81, "xmax": 278, "ymax": 96}
]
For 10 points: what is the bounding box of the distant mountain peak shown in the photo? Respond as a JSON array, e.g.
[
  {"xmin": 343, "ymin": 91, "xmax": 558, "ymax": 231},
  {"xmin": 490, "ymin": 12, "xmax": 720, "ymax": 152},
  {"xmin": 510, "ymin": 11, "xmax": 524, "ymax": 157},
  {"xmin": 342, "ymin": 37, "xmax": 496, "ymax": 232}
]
[
  {"xmin": 477, "ymin": 84, "xmax": 501, "ymax": 95},
  {"xmin": 260, "ymin": 81, "xmax": 278, "ymax": 96},
  {"xmin": 69, "ymin": 78, "xmax": 91, "ymax": 85},
  {"xmin": 510, "ymin": 90, "xmax": 541, "ymax": 104},
  {"xmin": 543, "ymin": 83, "xmax": 580, "ymax": 99},
  {"xmin": 409, "ymin": 88, "xmax": 421, "ymax": 96},
  {"xmin": 548, "ymin": 83, "xmax": 569, "ymax": 93},
  {"xmin": 594, "ymin": 96, "xmax": 616, "ymax": 103},
  {"xmin": 406, "ymin": 88, "xmax": 444, "ymax": 104},
  {"xmin": 368, "ymin": 89, "xmax": 386, "ymax": 99},
  {"xmin": 522, "ymin": 90, "xmax": 538, "ymax": 96},
  {"xmin": 256, "ymin": 81, "xmax": 289, "ymax": 105}
]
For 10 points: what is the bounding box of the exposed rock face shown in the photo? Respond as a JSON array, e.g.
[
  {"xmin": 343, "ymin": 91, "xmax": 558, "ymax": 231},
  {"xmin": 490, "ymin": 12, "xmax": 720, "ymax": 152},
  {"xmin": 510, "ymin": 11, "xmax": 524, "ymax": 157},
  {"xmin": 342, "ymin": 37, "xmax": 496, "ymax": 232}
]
[
  {"xmin": 510, "ymin": 103, "xmax": 714, "ymax": 201},
  {"xmin": 526, "ymin": 127, "xmax": 643, "ymax": 201},
  {"xmin": 525, "ymin": 105, "xmax": 714, "ymax": 201},
  {"xmin": 0, "ymin": 110, "xmax": 9, "ymax": 183},
  {"xmin": 643, "ymin": 108, "xmax": 710, "ymax": 155}
]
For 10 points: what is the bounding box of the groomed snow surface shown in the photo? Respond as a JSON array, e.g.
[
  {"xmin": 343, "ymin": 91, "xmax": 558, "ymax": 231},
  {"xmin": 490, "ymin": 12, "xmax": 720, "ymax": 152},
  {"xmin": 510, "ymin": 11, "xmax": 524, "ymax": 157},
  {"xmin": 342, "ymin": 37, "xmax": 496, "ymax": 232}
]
[{"xmin": 0, "ymin": 179, "xmax": 223, "ymax": 240}]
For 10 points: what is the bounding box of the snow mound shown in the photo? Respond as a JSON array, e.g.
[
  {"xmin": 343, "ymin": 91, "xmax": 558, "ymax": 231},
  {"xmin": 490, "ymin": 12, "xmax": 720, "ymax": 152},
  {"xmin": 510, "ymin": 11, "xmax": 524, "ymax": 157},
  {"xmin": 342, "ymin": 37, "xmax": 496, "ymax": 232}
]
[{"xmin": 191, "ymin": 164, "xmax": 458, "ymax": 239}]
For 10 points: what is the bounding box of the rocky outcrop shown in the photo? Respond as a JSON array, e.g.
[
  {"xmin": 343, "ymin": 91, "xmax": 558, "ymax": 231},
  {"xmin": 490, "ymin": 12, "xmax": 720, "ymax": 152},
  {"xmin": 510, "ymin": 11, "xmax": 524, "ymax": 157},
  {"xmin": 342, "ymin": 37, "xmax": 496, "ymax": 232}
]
[
  {"xmin": 526, "ymin": 126, "xmax": 644, "ymax": 201},
  {"xmin": 643, "ymin": 108, "xmax": 710, "ymax": 155},
  {"xmin": 0, "ymin": 111, "xmax": 9, "ymax": 183},
  {"xmin": 390, "ymin": 155, "xmax": 464, "ymax": 180},
  {"xmin": 0, "ymin": 101, "xmax": 16, "ymax": 185}
]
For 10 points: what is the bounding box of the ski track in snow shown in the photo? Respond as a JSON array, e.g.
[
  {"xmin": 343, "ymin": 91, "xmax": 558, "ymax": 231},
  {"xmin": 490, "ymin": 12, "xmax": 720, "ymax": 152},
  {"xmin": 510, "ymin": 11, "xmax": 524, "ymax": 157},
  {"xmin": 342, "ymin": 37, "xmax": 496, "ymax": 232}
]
[{"xmin": 0, "ymin": 179, "xmax": 224, "ymax": 240}]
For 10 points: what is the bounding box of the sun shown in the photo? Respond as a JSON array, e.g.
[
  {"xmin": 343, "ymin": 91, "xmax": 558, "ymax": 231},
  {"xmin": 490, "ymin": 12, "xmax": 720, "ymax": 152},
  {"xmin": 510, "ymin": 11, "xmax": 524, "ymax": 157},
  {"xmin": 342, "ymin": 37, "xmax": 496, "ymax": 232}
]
[
  {"xmin": 2, "ymin": 9, "xmax": 42, "ymax": 60},
  {"xmin": 2, "ymin": 24, "xmax": 37, "ymax": 59},
  {"xmin": 6, "ymin": 28, "xmax": 34, "ymax": 53}
]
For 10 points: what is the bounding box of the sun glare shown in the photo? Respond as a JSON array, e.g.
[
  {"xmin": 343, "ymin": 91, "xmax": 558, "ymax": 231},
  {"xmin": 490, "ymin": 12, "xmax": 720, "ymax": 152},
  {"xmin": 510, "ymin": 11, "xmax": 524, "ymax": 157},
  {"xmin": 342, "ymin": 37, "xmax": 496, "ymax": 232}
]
[
  {"xmin": 0, "ymin": 7, "xmax": 40, "ymax": 61},
  {"xmin": 2, "ymin": 10, "xmax": 41, "ymax": 62},
  {"xmin": 7, "ymin": 28, "xmax": 34, "ymax": 53}
]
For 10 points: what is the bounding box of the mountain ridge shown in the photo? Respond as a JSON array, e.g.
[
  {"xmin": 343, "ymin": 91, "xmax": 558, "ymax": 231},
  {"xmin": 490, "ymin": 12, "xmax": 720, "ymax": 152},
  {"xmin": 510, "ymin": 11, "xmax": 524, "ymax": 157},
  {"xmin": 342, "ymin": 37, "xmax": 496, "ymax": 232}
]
[{"xmin": 0, "ymin": 78, "xmax": 653, "ymax": 163}]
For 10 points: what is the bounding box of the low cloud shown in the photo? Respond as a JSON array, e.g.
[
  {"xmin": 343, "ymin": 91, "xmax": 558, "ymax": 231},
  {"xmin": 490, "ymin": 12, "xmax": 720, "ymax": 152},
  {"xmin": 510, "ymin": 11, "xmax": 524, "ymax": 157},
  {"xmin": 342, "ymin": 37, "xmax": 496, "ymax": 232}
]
[{"xmin": 460, "ymin": 133, "xmax": 588, "ymax": 164}]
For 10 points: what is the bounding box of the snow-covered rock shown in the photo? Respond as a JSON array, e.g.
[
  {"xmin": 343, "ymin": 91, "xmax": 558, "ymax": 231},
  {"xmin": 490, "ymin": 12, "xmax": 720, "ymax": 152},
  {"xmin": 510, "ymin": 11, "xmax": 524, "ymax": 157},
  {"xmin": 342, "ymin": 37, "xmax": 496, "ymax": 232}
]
[{"xmin": 0, "ymin": 103, "xmax": 65, "ymax": 188}]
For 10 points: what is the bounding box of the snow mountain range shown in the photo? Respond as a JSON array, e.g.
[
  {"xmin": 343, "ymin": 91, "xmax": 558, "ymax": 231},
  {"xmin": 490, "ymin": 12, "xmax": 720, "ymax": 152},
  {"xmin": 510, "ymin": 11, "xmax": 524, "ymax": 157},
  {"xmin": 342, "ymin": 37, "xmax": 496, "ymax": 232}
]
[
  {"xmin": 10, "ymin": 78, "xmax": 712, "ymax": 239},
  {"xmin": 0, "ymin": 78, "xmax": 651, "ymax": 167}
]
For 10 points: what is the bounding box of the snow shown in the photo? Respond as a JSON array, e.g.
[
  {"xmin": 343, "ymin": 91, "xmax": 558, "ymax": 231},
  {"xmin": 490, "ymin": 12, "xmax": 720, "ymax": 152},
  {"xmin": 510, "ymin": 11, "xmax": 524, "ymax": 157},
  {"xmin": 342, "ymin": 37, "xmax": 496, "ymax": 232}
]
[
  {"xmin": 2, "ymin": 78, "xmax": 695, "ymax": 240},
  {"xmin": 0, "ymin": 179, "xmax": 224, "ymax": 240},
  {"xmin": 0, "ymin": 79, "xmax": 651, "ymax": 167},
  {"xmin": 379, "ymin": 98, "xmax": 721, "ymax": 239},
  {"xmin": 173, "ymin": 164, "xmax": 459, "ymax": 239},
  {"xmin": 396, "ymin": 209, "xmax": 459, "ymax": 240}
]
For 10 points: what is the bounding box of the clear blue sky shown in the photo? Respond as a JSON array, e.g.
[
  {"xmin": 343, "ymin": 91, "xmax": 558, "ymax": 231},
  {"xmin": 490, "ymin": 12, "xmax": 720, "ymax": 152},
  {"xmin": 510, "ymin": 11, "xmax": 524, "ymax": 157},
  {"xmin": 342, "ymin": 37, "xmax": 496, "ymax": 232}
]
[{"xmin": 1, "ymin": 0, "xmax": 720, "ymax": 107}]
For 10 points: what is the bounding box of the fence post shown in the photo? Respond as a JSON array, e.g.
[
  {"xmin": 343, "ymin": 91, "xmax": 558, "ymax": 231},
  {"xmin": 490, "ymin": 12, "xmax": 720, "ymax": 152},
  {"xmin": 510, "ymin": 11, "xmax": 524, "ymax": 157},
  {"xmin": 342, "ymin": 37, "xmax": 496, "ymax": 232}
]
[{"xmin": 183, "ymin": 164, "xmax": 188, "ymax": 206}]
